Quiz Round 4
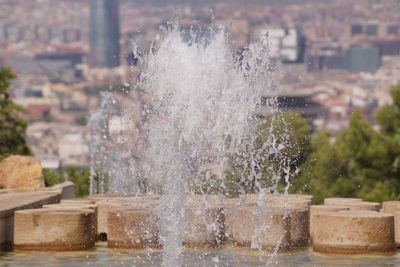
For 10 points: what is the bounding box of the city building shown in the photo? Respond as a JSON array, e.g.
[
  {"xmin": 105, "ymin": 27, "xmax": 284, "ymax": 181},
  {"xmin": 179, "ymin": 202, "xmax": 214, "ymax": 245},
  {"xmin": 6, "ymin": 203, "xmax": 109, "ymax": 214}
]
[
  {"xmin": 345, "ymin": 45, "xmax": 381, "ymax": 73},
  {"xmin": 260, "ymin": 27, "xmax": 305, "ymax": 63},
  {"xmin": 307, "ymin": 43, "xmax": 382, "ymax": 73},
  {"xmin": 387, "ymin": 25, "xmax": 399, "ymax": 36},
  {"xmin": 365, "ymin": 24, "xmax": 378, "ymax": 36},
  {"xmin": 89, "ymin": 0, "xmax": 120, "ymax": 68},
  {"xmin": 351, "ymin": 24, "xmax": 363, "ymax": 36}
]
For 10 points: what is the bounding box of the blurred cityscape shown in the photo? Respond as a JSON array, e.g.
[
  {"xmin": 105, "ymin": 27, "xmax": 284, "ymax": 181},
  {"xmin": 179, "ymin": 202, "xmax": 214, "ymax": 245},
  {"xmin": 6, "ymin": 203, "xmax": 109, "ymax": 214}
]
[{"xmin": 1, "ymin": 0, "xmax": 400, "ymax": 169}]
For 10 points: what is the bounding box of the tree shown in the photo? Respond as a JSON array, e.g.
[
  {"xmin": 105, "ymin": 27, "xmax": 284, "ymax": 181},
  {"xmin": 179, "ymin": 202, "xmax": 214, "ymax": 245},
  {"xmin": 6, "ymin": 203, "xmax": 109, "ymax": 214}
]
[
  {"xmin": 43, "ymin": 167, "xmax": 91, "ymax": 197},
  {"xmin": 75, "ymin": 115, "xmax": 87, "ymax": 126},
  {"xmin": 66, "ymin": 168, "xmax": 90, "ymax": 197},
  {"xmin": 377, "ymin": 85, "xmax": 400, "ymax": 135},
  {"xmin": 224, "ymin": 112, "xmax": 312, "ymax": 196},
  {"xmin": 0, "ymin": 68, "xmax": 31, "ymax": 157},
  {"xmin": 43, "ymin": 168, "xmax": 65, "ymax": 187},
  {"xmin": 296, "ymin": 110, "xmax": 400, "ymax": 203}
]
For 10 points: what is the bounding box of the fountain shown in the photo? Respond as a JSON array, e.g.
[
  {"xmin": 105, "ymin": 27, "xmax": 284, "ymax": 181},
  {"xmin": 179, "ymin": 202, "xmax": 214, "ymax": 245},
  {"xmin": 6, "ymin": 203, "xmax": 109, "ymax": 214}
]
[
  {"xmin": 87, "ymin": 22, "xmax": 294, "ymax": 266},
  {"xmin": 2, "ymin": 21, "xmax": 400, "ymax": 267}
]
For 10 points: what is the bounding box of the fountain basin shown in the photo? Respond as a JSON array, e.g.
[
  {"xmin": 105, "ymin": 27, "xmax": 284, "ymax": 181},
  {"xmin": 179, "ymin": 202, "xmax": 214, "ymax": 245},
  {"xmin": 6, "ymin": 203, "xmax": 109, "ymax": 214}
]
[
  {"xmin": 183, "ymin": 205, "xmax": 226, "ymax": 248},
  {"xmin": 107, "ymin": 207, "xmax": 160, "ymax": 249},
  {"xmin": 226, "ymin": 204, "xmax": 309, "ymax": 251},
  {"xmin": 309, "ymin": 205, "xmax": 349, "ymax": 242},
  {"xmin": 324, "ymin": 198, "xmax": 362, "ymax": 205},
  {"xmin": 313, "ymin": 211, "xmax": 395, "ymax": 254},
  {"xmin": 96, "ymin": 197, "xmax": 159, "ymax": 238},
  {"xmin": 14, "ymin": 208, "xmax": 96, "ymax": 251}
]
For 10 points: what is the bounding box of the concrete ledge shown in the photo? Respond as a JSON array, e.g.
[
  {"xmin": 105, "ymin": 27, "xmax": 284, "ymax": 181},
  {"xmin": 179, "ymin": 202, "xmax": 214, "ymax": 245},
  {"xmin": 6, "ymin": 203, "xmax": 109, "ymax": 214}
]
[
  {"xmin": 43, "ymin": 203, "xmax": 97, "ymax": 210},
  {"xmin": 96, "ymin": 197, "xmax": 159, "ymax": 238},
  {"xmin": 382, "ymin": 201, "xmax": 400, "ymax": 247},
  {"xmin": 60, "ymin": 199, "xmax": 95, "ymax": 204},
  {"xmin": 238, "ymin": 194, "xmax": 312, "ymax": 206},
  {"xmin": 395, "ymin": 212, "xmax": 400, "ymax": 247},
  {"xmin": 313, "ymin": 211, "xmax": 395, "ymax": 254},
  {"xmin": 343, "ymin": 202, "xmax": 380, "ymax": 211},
  {"xmin": 42, "ymin": 204, "xmax": 98, "ymax": 241},
  {"xmin": 108, "ymin": 207, "xmax": 160, "ymax": 249},
  {"xmin": 88, "ymin": 194, "xmax": 160, "ymax": 202},
  {"xmin": 14, "ymin": 208, "xmax": 96, "ymax": 251},
  {"xmin": 383, "ymin": 201, "xmax": 400, "ymax": 214},
  {"xmin": 324, "ymin": 198, "xmax": 362, "ymax": 205},
  {"xmin": 183, "ymin": 205, "xmax": 225, "ymax": 248},
  {"xmin": 228, "ymin": 204, "xmax": 289, "ymax": 249},
  {"xmin": 51, "ymin": 181, "xmax": 75, "ymax": 199},
  {"xmin": 226, "ymin": 204, "xmax": 308, "ymax": 251},
  {"xmin": 267, "ymin": 196, "xmax": 312, "ymax": 209},
  {"xmin": 0, "ymin": 191, "xmax": 61, "ymax": 251},
  {"xmin": 309, "ymin": 205, "xmax": 349, "ymax": 242},
  {"xmin": 324, "ymin": 198, "xmax": 380, "ymax": 211},
  {"xmin": 288, "ymin": 208, "xmax": 310, "ymax": 248}
]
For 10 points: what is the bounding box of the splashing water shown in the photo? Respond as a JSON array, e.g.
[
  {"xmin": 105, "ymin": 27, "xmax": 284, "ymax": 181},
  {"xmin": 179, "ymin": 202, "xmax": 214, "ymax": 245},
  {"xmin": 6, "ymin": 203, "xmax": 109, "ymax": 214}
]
[
  {"xmin": 89, "ymin": 22, "xmax": 293, "ymax": 266},
  {"xmin": 136, "ymin": 24, "xmax": 282, "ymax": 266},
  {"xmin": 88, "ymin": 92, "xmax": 142, "ymax": 195}
]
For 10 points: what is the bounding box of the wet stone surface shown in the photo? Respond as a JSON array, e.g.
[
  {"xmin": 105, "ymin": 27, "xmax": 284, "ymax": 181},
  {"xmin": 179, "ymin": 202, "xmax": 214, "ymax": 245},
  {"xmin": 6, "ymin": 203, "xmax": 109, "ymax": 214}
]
[{"xmin": 1, "ymin": 245, "xmax": 400, "ymax": 266}]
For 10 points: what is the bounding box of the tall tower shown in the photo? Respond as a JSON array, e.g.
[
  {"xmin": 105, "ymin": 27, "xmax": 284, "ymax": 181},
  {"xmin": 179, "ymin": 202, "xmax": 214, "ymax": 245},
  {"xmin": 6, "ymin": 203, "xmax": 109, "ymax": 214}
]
[{"xmin": 89, "ymin": 0, "xmax": 120, "ymax": 68}]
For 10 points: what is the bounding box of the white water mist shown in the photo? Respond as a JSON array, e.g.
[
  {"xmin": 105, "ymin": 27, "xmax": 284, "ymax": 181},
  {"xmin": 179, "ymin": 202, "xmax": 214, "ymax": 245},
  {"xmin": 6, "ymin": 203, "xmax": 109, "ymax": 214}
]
[{"xmin": 136, "ymin": 24, "xmax": 279, "ymax": 266}]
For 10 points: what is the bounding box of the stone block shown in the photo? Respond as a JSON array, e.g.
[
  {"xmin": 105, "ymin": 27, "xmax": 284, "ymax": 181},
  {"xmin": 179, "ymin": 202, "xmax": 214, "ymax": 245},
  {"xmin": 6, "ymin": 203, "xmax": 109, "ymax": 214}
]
[
  {"xmin": 266, "ymin": 195, "xmax": 312, "ymax": 209},
  {"xmin": 42, "ymin": 204, "xmax": 98, "ymax": 241},
  {"xmin": 186, "ymin": 195, "xmax": 225, "ymax": 207},
  {"xmin": 324, "ymin": 198, "xmax": 362, "ymax": 205},
  {"xmin": 0, "ymin": 156, "xmax": 44, "ymax": 189},
  {"xmin": 0, "ymin": 216, "xmax": 13, "ymax": 251},
  {"xmin": 183, "ymin": 205, "xmax": 225, "ymax": 248},
  {"xmin": 231, "ymin": 194, "xmax": 312, "ymax": 209},
  {"xmin": 382, "ymin": 202, "xmax": 400, "ymax": 247},
  {"xmin": 96, "ymin": 197, "xmax": 159, "ymax": 239},
  {"xmin": 0, "ymin": 191, "xmax": 60, "ymax": 251},
  {"xmin": 324, "ymin": 198, "xmax": 379, "ymax": 211},
  {"xmin": 14, "ymin": 208, "xmax": 96, "ymax": 251},
  {"xmin": 51, "ymin": 181, "xmax": 75, "ymax": 199},
  {"xmin": 395, "ymin": 212, "xmax": 400, "ymax": 247},
  {"xmin": 60, "ymin": 199, "xmax": 95, "ymax": 204},
  {"xmin": 309, "ymin": 205, "xmax": 349, "ymax": 242},
  {"xmin": 88, "ymin": 194, "xmax": 160, "ymax": 202},
  {"xmin": 344, "ymin": 202, "xmax": 380, "ymax": 211},
  {"xmin": 227, "ymin": 204, "xmax": 308, "ymax": 251},
  {"xmin": 313, "ymin": 211, "xmax": 395, "ymax": 254},
  {"xmin": 42, "ymin": 203, "xmax": 97, "ymax": 214},
  {"xmin": 383, "ymin": 201, "xmax": 400, "ymax": 214},
  {"xmin": 107, "ymin": 207, "xmax": 160, "ymax": 249},
  {"xmin": 288, "ymin": 208, "xmax": 310, "ymax": 248}
]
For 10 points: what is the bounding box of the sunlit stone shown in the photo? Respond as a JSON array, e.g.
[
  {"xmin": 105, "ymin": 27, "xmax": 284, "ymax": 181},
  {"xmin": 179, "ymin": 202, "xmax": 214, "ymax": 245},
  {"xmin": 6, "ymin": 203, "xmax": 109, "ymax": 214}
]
[
  {"xmin": 42, "ymin": 203, "xmax": 98, "ymax": 240},
  {"xmin": 96, "ymin": 197, "xmax": 159, "ymax": 239},
  {"xmin": 382, "ymin": 201, "xmax": 400, "ymax": 247},
  {"xmin": 107, "ymin": 207, "xmax": 160, "ymax": 249},
  {"xmin": 313, "ymin": 211, "xmax": 395, "ymax": 254},
  {"xmin": 14, "ymin": 208, "xmax": 96, "ymax": 251},
  {"xmin": 309, "ymin": 205, "xmax": 349, "ymax": 242},
  {"xmin": 226, "ymin": 204, "xmax": 309, "ymax": 251},
  {"xmin": 60, "ymin": 199, "xmax": 95, "ymax": 204},
  {"xmin": 324, "ymin": 198, "xmax": 362, "ymax": 205},
  {"xmin": 183, "ymin": 205, "xmax": 225, "ymax": 248}
]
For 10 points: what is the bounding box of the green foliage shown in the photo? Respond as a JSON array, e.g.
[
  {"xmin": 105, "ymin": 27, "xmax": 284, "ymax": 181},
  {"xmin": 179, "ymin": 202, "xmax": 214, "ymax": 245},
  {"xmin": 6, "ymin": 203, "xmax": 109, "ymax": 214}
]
[
  {"xmin": 66, "ymin": 168, "xmax": 90, "ymax": 197},
  {"xmin": 74, "ymin": 115, "xmax": 87, "ymax": 126},
  {"xmin": 0, "ymin": 68, "xmax": 31, "ymax": 157},
  {"xmin": 295, "ymin": 104, "xmax": 400, "ymax": 203},
  {"xmin": 191, "ymin": 170, "xmax": 223, "ymax": 195},
  {"xmin": 43, "ymin": 168, "xmax": 90, "ymax": 197},
  {"xmin": 43, "ymin": 169, "xmax": 65, "ymax": 187},
  {"xmin": 224, "ymin": 85, "xmax": 400, "ymax": 204},
  {"xmin": 224, "ymin": 112, "xmax": 312, "ymax": 196}
]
